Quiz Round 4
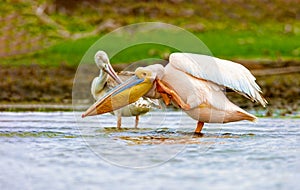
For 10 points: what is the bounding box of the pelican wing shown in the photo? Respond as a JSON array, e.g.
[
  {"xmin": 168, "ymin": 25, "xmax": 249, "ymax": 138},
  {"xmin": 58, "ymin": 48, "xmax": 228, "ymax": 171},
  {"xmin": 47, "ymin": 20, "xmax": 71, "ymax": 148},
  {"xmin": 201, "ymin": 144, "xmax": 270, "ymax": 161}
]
[{"xmin": 169, "ymin": 53, "xmax": 267, "ymax": 106}]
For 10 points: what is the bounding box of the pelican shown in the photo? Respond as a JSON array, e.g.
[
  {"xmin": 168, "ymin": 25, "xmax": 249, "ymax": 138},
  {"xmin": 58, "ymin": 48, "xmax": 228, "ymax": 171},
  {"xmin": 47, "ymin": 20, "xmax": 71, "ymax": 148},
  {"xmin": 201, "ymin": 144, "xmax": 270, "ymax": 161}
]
[
  {"xmin": 83, "ymin": 53, "xmax": 267, "ymax": 133},
  {"xmin": 90, "ymin": 50, "xmax": 154, "ymax": 128}
]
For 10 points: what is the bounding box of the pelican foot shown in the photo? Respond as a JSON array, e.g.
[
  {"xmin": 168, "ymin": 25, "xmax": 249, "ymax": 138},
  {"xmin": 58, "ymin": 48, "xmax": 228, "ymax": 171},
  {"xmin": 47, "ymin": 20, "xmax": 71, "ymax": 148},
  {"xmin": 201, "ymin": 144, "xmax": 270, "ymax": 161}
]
[{"xmin": 193, "ymin": 132, "xmax": 204, "ymax": 137}]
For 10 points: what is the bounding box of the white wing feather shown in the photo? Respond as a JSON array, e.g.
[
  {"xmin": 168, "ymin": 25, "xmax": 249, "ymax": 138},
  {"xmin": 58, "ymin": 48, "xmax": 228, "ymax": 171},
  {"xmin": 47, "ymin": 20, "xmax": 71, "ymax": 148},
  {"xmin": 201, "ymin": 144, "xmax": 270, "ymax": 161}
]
[{"xmin": 169, "ymin": 53, "xmax": 267, "ymax": 106}]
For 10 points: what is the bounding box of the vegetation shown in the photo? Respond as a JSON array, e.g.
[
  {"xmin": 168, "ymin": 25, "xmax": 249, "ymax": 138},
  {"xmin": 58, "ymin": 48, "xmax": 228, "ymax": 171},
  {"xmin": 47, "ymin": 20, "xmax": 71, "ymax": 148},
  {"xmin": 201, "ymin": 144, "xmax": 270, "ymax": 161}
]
[
  {"xmin": 3, "ymin": 30, "xmax": 300, "ymax": 67},
  {"xmin": 1, "ymin": 0, "xmax": 300, "ymax": 66},
  {"xmin": 0, "ymin": 0, "xmax": 299, "ymax": 115}
]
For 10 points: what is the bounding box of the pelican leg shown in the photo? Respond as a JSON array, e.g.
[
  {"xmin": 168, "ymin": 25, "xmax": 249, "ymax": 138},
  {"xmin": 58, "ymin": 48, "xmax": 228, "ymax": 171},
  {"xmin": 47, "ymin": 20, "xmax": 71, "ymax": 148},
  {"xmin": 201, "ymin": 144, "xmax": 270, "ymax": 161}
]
[
  {"xmin": 156, "ymin": 80, "xmax": 190, "ymax": 110},
  {"xmin": 116, "ymin": 111, "xmax": 122, "ymax": 129},
  {"xmin": 135, "ymin": 116, "xmax": 139, "ymax": 128},
  {"xmin": 194, "ymin": 121, "xmax": 204, "ymax": 134},
  {"xmin": 161, "ymin": 93, "xmax": 171, "ymax": 105}
]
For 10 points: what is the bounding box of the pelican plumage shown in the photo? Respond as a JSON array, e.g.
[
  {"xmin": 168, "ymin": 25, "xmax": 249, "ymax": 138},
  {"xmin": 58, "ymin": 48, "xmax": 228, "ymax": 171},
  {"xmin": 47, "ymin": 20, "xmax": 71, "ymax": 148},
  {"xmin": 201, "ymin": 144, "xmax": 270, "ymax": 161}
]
[
  {"xmin": 83, "ymin": 52, "xmax": 267, "ymax": 133},
  {"xmin": 90, "ymin": 50, "xmax": 154, "ymax": 128}
]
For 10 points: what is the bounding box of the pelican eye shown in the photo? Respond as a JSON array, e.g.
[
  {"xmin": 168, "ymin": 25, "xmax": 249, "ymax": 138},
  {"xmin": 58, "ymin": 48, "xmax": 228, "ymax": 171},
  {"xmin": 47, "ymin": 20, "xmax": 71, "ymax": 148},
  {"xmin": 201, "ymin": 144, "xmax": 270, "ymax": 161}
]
[{"xmin": 136, "ymin": 69, "xmax": 151, "ymax": 79}]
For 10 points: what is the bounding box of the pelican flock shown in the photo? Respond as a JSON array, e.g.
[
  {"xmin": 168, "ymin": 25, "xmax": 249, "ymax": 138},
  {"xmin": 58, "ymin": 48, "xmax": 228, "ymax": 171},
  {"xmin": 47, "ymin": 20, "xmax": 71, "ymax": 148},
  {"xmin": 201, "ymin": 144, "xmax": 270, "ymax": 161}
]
[
  {"xmin": 90, "ymin": 51, "xmax": 154, "ymax": 128},
  {"xmin": 83, "ymin": 52, "xmax": 267, "ymax": 133}
]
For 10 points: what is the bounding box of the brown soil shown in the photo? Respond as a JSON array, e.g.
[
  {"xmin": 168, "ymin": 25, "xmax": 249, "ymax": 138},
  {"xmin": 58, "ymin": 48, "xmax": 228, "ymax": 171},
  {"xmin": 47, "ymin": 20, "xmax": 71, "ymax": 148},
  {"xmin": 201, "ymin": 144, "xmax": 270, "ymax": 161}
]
[
  {"xmin": 0, "ymin": 61, "xmax": 299, "ymax": 115},
  {"xmin": 0, "ymin": 64, "xmax": 76, "ymax": 103}
]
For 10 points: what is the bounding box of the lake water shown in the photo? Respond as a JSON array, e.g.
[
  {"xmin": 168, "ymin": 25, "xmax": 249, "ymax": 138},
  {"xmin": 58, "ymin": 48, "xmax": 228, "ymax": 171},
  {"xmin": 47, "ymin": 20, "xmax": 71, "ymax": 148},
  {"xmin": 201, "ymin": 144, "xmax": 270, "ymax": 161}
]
[{"xmin": 0, "ymin": 111, "xmax": 299, "ymax": 190}]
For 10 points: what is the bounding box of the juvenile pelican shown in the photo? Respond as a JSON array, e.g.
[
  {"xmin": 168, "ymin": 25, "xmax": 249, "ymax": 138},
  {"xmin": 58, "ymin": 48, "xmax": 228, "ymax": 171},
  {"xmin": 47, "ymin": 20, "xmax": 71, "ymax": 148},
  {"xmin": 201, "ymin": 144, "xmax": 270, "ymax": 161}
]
[
  {"xmin": 83, "ymin": 53, "xmax": 267, "ymax": 133},
  {"xmin": 90, "ymin": 51, "xmax": 153, "ymax": 128}
]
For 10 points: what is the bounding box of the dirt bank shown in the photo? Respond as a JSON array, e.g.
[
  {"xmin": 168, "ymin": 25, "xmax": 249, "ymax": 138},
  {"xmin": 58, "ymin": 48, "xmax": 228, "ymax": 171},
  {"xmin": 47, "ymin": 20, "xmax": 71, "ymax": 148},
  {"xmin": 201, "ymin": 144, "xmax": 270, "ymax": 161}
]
[{"xmin": 0, "ymin": 61, "xmax": 299, "ymax": 116}]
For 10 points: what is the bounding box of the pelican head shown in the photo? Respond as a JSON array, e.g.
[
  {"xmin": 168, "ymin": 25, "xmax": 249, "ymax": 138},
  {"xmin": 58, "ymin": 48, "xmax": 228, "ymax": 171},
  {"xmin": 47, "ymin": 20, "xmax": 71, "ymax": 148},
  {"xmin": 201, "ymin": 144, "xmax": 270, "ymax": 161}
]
[
  {"xmin": 94, "ymin": 51, "xmax": 122, "ymax": 84},
  {"xmin": 82, "ymin": 64, "xmax": 163, "ymax": 117},
  {"xmin": 135, "ymin": 64, "xmax": 164, "ymax": 82}
]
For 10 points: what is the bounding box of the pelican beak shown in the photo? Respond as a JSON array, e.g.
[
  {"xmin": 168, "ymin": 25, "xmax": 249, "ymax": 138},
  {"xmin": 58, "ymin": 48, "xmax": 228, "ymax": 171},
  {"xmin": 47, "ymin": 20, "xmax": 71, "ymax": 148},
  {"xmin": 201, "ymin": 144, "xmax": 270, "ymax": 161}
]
[
  {"xmin": 82, "ymin": 76, "xmax": 153, "ymax": 118},
  {"xmin": 103, "ymin": 63, "xmax": 122, "ymax": 84}
]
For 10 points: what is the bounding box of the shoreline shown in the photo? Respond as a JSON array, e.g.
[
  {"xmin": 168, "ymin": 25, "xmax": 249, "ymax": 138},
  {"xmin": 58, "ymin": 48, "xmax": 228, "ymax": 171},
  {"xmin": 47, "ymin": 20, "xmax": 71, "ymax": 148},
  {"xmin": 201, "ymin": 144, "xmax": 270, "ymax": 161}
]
[{"xmin": 0, "ymin": 103, "xmax": 299, "ymax": 118}]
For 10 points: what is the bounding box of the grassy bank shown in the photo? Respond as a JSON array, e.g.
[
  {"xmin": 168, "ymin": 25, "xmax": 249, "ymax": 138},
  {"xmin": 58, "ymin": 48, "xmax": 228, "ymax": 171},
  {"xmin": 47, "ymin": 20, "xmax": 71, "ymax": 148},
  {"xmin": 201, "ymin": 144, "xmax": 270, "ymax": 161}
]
[
  {"xmin": 1, "ymin": 0, "xmax": 300, "ymax": 66},
  {"xmin": 2, "ymin": 29, "xmax": 300, "ymax": 67}
]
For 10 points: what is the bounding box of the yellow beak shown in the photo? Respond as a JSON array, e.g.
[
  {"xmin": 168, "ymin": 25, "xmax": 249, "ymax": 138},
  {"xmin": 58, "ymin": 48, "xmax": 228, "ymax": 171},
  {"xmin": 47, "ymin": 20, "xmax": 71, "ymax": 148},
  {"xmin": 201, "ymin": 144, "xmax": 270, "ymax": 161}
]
[{"xmin": 82, "ymin": 76, "xmax": 153, "ymax": 118}]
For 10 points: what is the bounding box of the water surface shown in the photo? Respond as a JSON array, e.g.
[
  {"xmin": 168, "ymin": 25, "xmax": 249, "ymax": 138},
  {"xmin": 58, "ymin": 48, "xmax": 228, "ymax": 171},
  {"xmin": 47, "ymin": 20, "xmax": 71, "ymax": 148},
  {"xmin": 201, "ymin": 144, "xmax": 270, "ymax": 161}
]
[{"xmin": 0, "ymin": 112, "xmax": 299, "ymax": 190}]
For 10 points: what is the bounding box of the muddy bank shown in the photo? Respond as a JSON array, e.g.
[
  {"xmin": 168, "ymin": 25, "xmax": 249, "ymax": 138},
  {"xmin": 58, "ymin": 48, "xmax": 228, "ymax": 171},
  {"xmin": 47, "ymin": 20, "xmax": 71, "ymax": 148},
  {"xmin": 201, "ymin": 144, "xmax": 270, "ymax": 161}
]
[
  {"xmin": 0, "ymin": 61, "xmax": 299, "ymax": 115},
  {"xmin": 1, "ymin": 64, "xmax": 75, "ymax": 103}
]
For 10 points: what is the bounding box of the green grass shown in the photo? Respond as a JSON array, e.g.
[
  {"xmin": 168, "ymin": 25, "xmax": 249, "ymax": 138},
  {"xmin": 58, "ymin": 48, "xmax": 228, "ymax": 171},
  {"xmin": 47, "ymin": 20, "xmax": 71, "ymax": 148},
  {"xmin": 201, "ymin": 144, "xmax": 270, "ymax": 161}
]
[
  {"xmin": 198, "ymin": 30, "xmax": 300, "ymax": 60},
  {"xmin": 2, "ymin": 29, "xmax": 299, "ymax": 67},
  {"xmin": 1, "ymin": 1, "xmax": 300, "ymax": 67}
]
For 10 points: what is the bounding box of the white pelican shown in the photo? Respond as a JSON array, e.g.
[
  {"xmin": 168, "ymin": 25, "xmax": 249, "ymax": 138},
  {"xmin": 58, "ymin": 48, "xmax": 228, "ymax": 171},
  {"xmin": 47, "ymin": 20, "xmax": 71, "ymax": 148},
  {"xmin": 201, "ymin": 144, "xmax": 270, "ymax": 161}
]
[
  {"xmin": 90, "ymin": 51, "xmax": 154, "ymax": 128},
  {"xmin": 83, "ymin": 53, "xmax": 267, "ymax": 133}
]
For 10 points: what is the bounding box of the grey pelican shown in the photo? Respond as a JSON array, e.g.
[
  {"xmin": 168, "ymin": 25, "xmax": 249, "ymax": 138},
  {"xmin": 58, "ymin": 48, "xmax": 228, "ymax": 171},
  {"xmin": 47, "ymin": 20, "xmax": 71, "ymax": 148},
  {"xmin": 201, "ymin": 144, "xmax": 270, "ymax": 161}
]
[
  {"xmin": 83, "ymin": 52, "xmax": 267, "ymax": 133},
  {"xmin": 90, "ymin": 50, "xmax": 154, "ymax": 128}
]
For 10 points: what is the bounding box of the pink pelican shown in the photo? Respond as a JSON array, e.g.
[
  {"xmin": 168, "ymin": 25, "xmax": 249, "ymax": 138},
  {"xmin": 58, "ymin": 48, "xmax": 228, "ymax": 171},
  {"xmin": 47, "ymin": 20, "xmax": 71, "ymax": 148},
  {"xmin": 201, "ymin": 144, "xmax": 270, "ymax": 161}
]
[{"xmin": 82, "ymin": 53, "xmax": 267, "ymax": 133}]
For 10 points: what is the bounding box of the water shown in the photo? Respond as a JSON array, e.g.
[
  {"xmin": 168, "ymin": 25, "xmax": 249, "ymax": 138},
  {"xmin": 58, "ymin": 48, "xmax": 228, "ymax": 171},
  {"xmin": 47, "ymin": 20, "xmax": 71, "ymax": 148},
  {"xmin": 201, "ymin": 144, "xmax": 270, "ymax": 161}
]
[{"xmin": 0, "ymin": 112, "xmax": 299, "ymax": 190}]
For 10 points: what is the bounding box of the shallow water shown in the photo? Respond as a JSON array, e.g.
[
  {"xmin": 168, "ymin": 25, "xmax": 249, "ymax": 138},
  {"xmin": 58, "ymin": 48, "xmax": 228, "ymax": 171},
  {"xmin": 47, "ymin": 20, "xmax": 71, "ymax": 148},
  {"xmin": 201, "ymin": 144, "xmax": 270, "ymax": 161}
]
[{"xmin": 0, "ymin": 112, "xmax": 299, "ymax": 190}]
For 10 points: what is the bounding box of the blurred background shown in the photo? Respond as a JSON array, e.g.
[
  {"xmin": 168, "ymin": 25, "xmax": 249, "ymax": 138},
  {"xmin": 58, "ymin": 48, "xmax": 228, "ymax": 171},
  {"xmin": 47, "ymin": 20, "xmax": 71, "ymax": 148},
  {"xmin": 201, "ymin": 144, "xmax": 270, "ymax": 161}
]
[{"xmin": 0, "ymin": 0, "xmax": 299, "ymax": 116}]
